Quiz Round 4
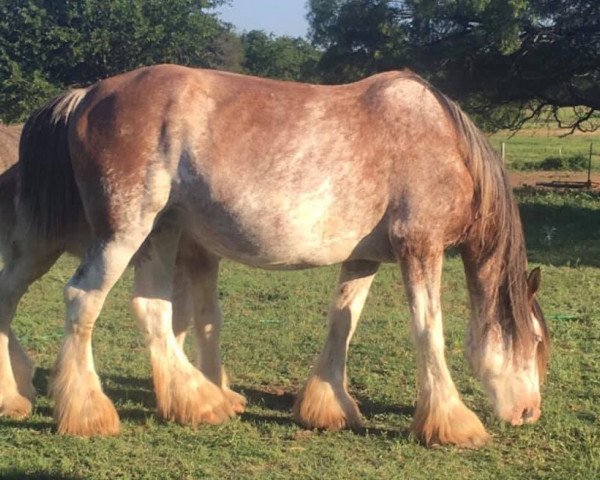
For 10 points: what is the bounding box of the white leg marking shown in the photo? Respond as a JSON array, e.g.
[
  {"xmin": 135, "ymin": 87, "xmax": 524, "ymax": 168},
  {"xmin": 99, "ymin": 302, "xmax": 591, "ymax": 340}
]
[
  {"xmin": 132, "ymin": 229, "xmax": 235, "ymax": 425},
  {"xmin": 0, "ymin": 247, "xmax": 59, "ymax": 417},
  {"xmin": 401, "ymin": 252, "xmax": 489, "ymax": 447},
  {"xmin": 294, "ymin": 260, "xmax": 378, "ymax": 430},
  {"xmin": 51, "ymin": 239, "xmax": 143, "ymax": 436}
]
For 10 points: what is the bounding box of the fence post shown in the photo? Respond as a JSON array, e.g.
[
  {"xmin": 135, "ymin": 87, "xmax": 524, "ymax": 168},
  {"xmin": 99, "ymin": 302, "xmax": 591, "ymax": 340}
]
[
  {"xmin": 588, "ymin": 142, "xmax": 593, "ymax": 188},
  {"xmin": 501, "ymin": 142, "xmax": 505, "ymax": 161}
]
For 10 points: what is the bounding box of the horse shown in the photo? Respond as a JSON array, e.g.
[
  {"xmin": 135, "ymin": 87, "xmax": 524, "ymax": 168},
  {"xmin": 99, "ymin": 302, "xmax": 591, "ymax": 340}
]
[
  {"xmin": 13, "ymin": 64, "xmax": 549, "ymax": 447},
  {"xmin": 0, "ymin": 120, "xmax": 245, "ymax": 421},
  {"xmin": 0, "ymin": 124, "xmax": 21, "ymax": 172}
]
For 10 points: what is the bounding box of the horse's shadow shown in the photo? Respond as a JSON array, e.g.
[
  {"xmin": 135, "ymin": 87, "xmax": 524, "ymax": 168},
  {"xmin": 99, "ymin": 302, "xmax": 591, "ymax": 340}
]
[
  {"xmin": 0, "ymin": 471, "xmax": 83, "ymax": 480},
  {"xmin": 517, "ymin": 188, "xmax": 600, "ymax": 268},
  {"xmin": 25, "ymin": 368, "xmax": 413, "ymax": 438},
  {"xmin": 239, "ymin": 388, "xmax": 412, "ymax": 439}
]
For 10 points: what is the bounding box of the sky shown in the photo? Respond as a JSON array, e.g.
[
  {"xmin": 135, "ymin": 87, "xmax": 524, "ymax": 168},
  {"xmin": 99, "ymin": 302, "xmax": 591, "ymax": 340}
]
[{"xmin": 214, "ymin": 0, "xmax": 311, "ymax": 38}]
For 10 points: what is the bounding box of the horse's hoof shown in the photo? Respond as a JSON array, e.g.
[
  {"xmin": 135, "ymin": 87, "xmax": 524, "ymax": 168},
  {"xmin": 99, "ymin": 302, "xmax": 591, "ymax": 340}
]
[
  {"xmin": 293, "ymin": 376, "xmax": 363, "ymax": 431},
  {"xmin": 411, "ymin": 398, "xmax": 489, "ymax": 448},
  {"xmin": 0, "ymin": 393, "xmax": 33, "ymax": 419},
  {"xmin": 154, "ymin": 366, "xmax": 235, "ymax": 426},
  {"xmin": 223, "ymin": 387, "xmax": 247, "ymax": 414},
  {"xmin": 54, "ymin": 388, "xmax": 120, "ymax": 437}
]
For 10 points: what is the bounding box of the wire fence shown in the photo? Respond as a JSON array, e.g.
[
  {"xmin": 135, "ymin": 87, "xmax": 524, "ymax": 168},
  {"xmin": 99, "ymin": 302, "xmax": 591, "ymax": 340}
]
[{"xmin": 489, "ymin": 137, "xmax": 600, "ymax": 171}]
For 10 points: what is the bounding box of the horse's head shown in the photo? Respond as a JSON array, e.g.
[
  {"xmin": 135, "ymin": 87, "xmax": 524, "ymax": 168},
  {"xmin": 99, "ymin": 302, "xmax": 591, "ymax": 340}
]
[{"xmin": 468, "ymin": 268, "xmax": 550, "ymax": 426}]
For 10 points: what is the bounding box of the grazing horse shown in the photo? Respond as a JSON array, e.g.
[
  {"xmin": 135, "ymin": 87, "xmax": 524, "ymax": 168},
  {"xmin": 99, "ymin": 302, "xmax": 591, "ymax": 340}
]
[
  {"xmin": 15, "ymin": 65, "xmax": 549, "ymax": 447},
  {"xmin": 0, "ymin": 120, "xmax": 245, "ymax": 420}
]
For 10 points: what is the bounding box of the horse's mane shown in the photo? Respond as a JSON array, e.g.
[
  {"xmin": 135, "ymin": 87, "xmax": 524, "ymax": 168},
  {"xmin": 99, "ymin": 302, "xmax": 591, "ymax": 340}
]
[{"xmin": 398, "ymin": 71, "xmax": 549, "ymax": 377}]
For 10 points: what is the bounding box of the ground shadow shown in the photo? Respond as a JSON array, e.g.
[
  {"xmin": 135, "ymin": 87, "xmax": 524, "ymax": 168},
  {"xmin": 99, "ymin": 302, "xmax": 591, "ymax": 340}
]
[
  {"xmin": 442, "ymin": 191, "xmax": 600, "ymax": 267},
  {"xmin": 102, "ymin": 373, "xmax": 156, "ymax": 410},
  {"xmin": 0, "ymin": 417, "xmax": 54, "ymax": 432},
  {"xmin": 354, "ymin": 393, "xmax": 414, "ymax": 418},
  {"xmin": 238, "ymin": 385, "xmax": 295, "ymax": 411},
  {"xmin": 32, "ymin": 367, "xmax": 49, "ymax": 395},
  {"xmin": 240, "ymin": 411, "xmax": 297, "ymax": 428},
  {"xmin": 0, "ymin": 471, "xmax": 83, "ymax": 480},
  {"xmin": 238, "ymin": 385, "xmax": 413, "ymax": 417},
  {"xmin": 516, "ymin": 189, "xmax": 600, "ymax": 267},
  {"xmin": 238, "ymin": 385, "xmax": 413, "ymax": 439}
]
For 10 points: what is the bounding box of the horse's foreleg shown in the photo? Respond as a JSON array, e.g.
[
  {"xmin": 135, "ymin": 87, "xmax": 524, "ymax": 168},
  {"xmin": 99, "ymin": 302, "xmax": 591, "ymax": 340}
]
[
  {"xmin": 177, "ymin": 240, "xmax": 246, "ymax": 414},
  {"xmin": 0, "ymin": 245, "xmax": 60, "ymax": 417},
  {"xmin": 172, "ymin": 268, "xmax": 192, "ymax": 349},
  {"xmin": 132, "ymin": 227, "xmax": 234, "ymax": 426},
  {"xmin": 399, "ymin": 244, "xmax": 489, "ymax": 448},
  {"xmin": 294, "ymin": 260, "xmax": 379, "ymax": 430},
  {"xmin": 172, "ymin": 257, "xmax": 245, "ymax": 413}
]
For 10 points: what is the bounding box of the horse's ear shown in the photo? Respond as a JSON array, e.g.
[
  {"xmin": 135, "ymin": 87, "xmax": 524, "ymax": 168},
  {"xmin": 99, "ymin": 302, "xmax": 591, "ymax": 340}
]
[{"xmin": 527, "ymin": 267, "xmax": 541, "ymax": 297}]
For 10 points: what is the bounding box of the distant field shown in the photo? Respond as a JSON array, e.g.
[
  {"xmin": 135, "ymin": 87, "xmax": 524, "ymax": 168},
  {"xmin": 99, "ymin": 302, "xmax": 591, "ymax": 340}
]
[
  {"xmin": 1, "ymin": 189, "xmax": 599, "ymax": 479},
  {"xmin": 489, "ymin": 130, "xmax": 600, "ymax": 171}
]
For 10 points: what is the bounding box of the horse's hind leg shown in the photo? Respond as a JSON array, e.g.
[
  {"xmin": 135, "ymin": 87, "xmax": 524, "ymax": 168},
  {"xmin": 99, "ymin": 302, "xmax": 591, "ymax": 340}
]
[
  {"xmin": 176, "ymin": 236, "xmax": 246, "ymax": 413},
  {"xmin": 0, "ymin": 242, "xmax": 61, "ymax": 417},
  {"xmin": 132, "ymin": 227, "xmax": 235, "ymax": 426},
  {"xmin": 50, "ymin": 235, "xmax": 145, "ymax": 436},
  {"xmin": 396, "ymin": 239, "xmax": 489, "ymax": 447},
  {"xmin": 294, "ymin": 260, "xmax": 379, "ymax": 430}
]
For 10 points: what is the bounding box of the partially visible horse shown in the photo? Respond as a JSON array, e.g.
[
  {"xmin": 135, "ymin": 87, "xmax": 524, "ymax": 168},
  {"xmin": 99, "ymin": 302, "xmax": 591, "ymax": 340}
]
[
  {"xmin": 0, "ymin": 119, "xmax": 245, "ymax": 421},
  {"xmin": 0, "ymin": 124, "xmax": 21, "ymax": 172},
  {"xmin": 12, "ymin": 65, "xmax": 549, "ymax": 447}
]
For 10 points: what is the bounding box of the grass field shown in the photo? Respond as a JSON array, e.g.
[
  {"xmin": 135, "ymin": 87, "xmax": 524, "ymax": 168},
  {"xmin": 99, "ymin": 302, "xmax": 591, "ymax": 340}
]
[
  {"xmin": 488, "ymin": 107, "xmax": 600, "ymax": 171},
  {"xmin": 489, "ymin": 131, "xmax": 600, "ymax": 171},
  {"xmin": 1, "ymin": 189, "xmax": 599, "ymax": 479}
]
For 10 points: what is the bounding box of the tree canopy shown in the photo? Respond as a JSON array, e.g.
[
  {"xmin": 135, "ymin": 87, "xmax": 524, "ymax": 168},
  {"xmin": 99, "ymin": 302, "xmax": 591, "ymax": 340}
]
[
  {"xmin": 0, "ymin": 0, "xmax": 323, "ymax": 122},
  {"xmin": 2, "ymin": 0, "xmax": 599, "ymax": 131},
  {"xmin": 0, "ymin": 0, "xmax": 240, "ymax": 121},
  {"xmin": 241, "ymin": 30, "xmax": 320, "ymax": 83},
  {"xmin": 309, "ymin": 0, "xmax": 600, "ymax": 131}
]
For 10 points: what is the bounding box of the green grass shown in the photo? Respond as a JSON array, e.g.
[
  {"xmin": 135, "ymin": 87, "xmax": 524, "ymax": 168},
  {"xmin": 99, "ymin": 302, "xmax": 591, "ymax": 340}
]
[
  {"xmin": 1, "ymin": 190, "xmax": 599, "ymax": 479},
  {"xmin": 489, "ymin": 133, "xmax": 600, "ymax": 171}
]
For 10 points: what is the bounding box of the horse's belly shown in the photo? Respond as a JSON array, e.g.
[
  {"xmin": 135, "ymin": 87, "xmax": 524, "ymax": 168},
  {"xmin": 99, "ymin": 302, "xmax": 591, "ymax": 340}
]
[
  {"xmin": 175, "ymin": 161, "xmax": 392, "ymax": 268},
  {"xmin": 183, "ymin": 211, "xmax": 367, "ymax": 269},
  {"xmin": 177, "ymin": 195, "xmax": 389, "ymax": 269}
]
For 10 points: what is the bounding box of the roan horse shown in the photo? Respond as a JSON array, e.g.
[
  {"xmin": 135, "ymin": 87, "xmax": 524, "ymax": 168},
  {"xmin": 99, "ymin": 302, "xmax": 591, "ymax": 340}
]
[
  {"xmin": 0, "ymin": 122, "xmax": 245, "ymax": 421},
  {"xmin": 11, "ymin": 65, "xmax": 549, "ymax": 447},
  {"xmin": 0, "ymin": 124, "xmax": 21, "ymax": 171}
]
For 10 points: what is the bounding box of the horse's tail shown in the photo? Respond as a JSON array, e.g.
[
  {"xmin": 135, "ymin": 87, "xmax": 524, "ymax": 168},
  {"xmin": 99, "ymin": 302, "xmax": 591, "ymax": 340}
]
[{"xmin": 18, "ymin": 87, "xmax": 89, "ymax": 239}]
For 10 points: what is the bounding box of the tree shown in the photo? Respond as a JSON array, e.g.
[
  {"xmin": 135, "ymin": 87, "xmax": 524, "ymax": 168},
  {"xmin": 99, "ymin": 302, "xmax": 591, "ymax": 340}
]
[
  {"xmin": 308, "ymin": 0, "xmax": 407, "ymax": 81},
  {"xmin": 308, "ymin": 0, "xmax": 600, "ymax": 131},
  {"xmin": 0, "ymin": 0, "xmax": 237, "ymax": 122},
  {"xmin": 241, "ymin": 30, "xmax": 321, "ymax": 82}
]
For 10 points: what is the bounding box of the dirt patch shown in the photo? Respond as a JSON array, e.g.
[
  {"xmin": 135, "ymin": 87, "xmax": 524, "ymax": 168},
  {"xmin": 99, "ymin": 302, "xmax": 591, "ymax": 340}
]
[{"xmin": 509, "ymin": 170, "xmax": 600, "ymax": 191}]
